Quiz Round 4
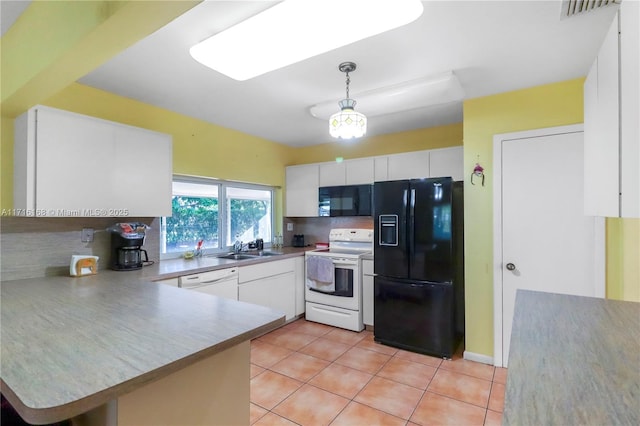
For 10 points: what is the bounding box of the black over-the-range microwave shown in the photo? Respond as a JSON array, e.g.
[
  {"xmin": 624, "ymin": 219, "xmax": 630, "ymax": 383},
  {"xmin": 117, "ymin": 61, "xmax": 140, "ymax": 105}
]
[{"xmin": 318, "ymin": 184, "xmax": 373, "ymax": 217}]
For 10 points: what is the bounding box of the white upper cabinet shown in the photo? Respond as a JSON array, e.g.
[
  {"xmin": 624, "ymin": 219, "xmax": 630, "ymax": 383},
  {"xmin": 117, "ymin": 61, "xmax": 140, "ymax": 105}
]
[
  {"xmin": 387, "ymin": 150, "xmax": 431, "ymax": 180},
  {"xmin": 285, "ymin": 146, "xmax": 463, "ymax": 217},
  {"xmin": 319, "ymin": 158, "xmax": 375, "ymax": 186},
  {"xmin": 374, "ymin": 157, "xmax": 389, "ymax": 181},
  {"xmin": 384, "ymin": 148, "xmax": 463, "ymax": 181},
  {"xmin": 285, "ymin": 163, "xmax": 319, "ymax": 217},
  {"xmin": 429, "ymin": 146, "xmax": 464, "ymax": 181},
  {"xmin": 319, "ymin": 162, "xmax": 346, "ymax": 186},
  {"xmin": 584, "ymin": 2, "xmax": 639, "ymax": 217},
  {"xmin": 13, "ymin": 105, "xmax": 172, "ymax": 217},
  {"xmin": 345, "ymin": 158, "xmax": 375, "ymax": 184},
  {"xmin": 619, "ymin": 1, "xmax": 639, "ymax": 217}
]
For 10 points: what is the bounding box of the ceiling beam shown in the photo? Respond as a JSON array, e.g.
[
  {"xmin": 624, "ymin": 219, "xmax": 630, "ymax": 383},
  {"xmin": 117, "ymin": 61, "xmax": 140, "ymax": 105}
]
[{"xmin": 1, "ymin": 0, "xmax": 201, "ymax": 118}]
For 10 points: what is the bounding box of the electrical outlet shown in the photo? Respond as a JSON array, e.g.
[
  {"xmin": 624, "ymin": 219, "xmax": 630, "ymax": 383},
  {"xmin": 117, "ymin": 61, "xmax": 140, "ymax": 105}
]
[
  {"xmin": 287, "ymin": 223, "xmax": 293, "ymax": 231},
  {"xmin": 81, "ymin": 228, "xmax": 94, "ymax": 243}
]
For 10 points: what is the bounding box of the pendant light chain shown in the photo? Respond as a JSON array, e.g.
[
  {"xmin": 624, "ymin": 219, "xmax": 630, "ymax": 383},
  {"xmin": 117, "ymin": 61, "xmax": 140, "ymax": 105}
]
[{"xmin": 345, "ymin": 71, "xmax": 351, "ymax": 99}]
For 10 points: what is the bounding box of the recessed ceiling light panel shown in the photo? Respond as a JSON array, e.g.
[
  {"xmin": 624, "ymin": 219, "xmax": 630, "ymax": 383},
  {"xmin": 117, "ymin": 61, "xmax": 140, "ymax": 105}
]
[{"xmin": 189, "ymin": 0, "xmax": 424, "ymax": 81}]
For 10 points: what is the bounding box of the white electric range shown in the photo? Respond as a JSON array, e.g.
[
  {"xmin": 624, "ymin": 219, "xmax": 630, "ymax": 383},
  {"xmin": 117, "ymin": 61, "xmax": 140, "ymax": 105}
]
[{"xmin": 304, "ymin": 229, "xmax": 373, "ymax": 331}]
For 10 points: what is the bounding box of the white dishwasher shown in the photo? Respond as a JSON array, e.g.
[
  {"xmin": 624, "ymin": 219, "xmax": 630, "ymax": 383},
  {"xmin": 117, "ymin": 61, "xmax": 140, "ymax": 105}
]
[{"xmin": 179, "ymin": 267, "xmax": 239, "ymax": 300}]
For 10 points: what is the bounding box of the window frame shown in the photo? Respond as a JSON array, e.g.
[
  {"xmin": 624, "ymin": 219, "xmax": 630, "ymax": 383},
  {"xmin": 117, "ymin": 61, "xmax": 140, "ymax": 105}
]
[{"xmin": 160, "ymin": 175, "xmax": 275, "ymax": 260}]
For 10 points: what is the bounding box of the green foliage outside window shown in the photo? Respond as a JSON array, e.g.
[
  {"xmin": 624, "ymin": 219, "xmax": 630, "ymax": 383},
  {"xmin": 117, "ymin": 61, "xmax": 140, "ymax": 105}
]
[
  {"xmin": 165, "ymin": 196, "xmax": 218, "ymax": 250},
  {"xmin": 165, "ymin": 196, "xmax": 269, "ymax": 251},
  {"xmin": 229, "ymin": 199, "xmax": 268, "ymax": 242}
]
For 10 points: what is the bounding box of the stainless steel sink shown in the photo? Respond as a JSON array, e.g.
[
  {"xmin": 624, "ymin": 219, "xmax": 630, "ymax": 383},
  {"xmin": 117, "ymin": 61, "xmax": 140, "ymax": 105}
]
[
  {"xmin": 217, "ymin": 251, "xmax": 283, "ymax": 260},
  {"xmin": 217, "ymin": 253, "xmax": 258, "ymax": 260}
]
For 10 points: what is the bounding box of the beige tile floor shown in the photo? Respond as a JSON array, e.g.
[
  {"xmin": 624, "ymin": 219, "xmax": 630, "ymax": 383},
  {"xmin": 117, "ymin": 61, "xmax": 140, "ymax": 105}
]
[{"xmin": 250, "ymin": 319, "xmax": 507, "ymax": 426}]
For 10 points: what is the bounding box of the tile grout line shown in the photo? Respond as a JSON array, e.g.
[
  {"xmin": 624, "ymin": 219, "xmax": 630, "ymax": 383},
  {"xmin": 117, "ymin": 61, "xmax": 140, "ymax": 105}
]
[{"xmin": 251, "ymin": 320, "xmax": 505, "ymax": 425}]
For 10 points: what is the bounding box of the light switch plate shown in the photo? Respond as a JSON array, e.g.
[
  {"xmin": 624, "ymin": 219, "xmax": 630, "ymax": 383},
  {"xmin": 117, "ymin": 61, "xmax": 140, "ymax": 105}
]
[
  {"xmin": 287, "ymin": 223, "xmax": 293, "ymax": 231},
  {"xmin": 81, "ymin": 228, "xmax": 94, "ymax": 242}
]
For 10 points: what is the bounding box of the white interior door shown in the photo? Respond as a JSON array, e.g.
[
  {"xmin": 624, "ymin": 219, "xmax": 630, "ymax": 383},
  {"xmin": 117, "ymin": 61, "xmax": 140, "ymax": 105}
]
[{"xmin": 493, "ymin": 125, "xmax": 604, "ymax": 367}]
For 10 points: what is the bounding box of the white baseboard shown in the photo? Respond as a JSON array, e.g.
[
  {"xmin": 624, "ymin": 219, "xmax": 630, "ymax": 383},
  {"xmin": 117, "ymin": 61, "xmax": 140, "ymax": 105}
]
[{"xmin": 463, "ymin": 351, "xmax": 494, "ymax": 366}]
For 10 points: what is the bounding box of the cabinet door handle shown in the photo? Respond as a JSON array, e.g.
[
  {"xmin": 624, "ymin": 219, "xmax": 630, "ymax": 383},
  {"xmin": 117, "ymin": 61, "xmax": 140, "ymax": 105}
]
[{"xmin": 506, "ymin": 263, "xmax": 516, "ymax": 271}]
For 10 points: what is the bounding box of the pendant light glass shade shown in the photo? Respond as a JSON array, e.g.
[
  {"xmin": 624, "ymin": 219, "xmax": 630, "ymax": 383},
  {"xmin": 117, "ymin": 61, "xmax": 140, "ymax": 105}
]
[
  {"xmin": 330, "ymin": 62, "xmax": 367, "ymax": 140},
  {"xmin": 329, "ymin": 99, "xmax": 367, "ymax": 139}
]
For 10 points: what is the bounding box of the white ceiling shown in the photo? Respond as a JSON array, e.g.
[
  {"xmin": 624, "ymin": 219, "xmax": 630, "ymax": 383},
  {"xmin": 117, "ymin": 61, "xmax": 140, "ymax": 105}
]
[{"xmin": 3, "ymin": 1, "xmax": 619, "ymax": 147}]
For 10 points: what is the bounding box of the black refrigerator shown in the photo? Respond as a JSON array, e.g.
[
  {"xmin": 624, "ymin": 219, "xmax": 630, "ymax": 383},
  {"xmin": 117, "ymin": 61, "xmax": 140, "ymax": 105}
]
[{"xmin": 373, "ymin": 177, "xmax": 464, "ymax": 358}]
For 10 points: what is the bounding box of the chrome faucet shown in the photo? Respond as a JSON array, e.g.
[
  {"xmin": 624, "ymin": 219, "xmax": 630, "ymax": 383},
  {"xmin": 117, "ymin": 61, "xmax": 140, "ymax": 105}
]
[{"xmin": 233, "ymin": 240, "xmax": 243, "ymax": 253}]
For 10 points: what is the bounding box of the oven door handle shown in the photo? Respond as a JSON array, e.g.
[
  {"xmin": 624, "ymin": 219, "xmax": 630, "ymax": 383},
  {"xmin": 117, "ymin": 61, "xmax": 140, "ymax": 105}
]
[
  {"xmin": 330, "ymin": 259, "xmax": 358, "ymax": 266},
  {"xmin": 308, "ymin": 256, "xmax": 358, "ymax": 266}
]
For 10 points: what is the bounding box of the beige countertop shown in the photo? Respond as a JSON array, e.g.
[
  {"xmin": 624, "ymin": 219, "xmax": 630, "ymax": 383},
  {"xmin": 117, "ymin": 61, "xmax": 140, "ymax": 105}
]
[
  {"xmin": 0, "ymin": 270, "xmax": 286, "ymax": 424},
  {"xmin": 504, "ymin": 290, "xmax": 640, "ymax": 425}
]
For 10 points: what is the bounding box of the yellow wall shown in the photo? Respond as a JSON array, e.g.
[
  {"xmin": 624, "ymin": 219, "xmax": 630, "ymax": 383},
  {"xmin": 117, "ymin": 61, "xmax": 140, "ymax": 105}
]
[
  {"xmin": 290, "ymin": 123, "xmax": 463, "ymax": 165},
  {"xmin": 0, "ymin": 83, "xmax": 464, "ymax": 227},
  {"xmin": 463, "ymin": 77, "xmax": 640, "ymax": 357},
  {"xmin": 2, "ymin": 1, "xmax": 637, "ymax": 361},
  {"xmin": 1, "ymin": 0, "xmax": 200, "ymax": 117},
  {"xmin": 607, "ymin": 218, "xmax": 640, "ymax": 302},
  {"xmin": 463, "ymin": 78, "xmax": 585, "ymax": 357},
  {"xmin": 1, "ymin": 116, "xmax": 13, "ymax": 209},
  {"xmin": 0, "ymin": 83, "xmax": 292, "ymax": 230}
]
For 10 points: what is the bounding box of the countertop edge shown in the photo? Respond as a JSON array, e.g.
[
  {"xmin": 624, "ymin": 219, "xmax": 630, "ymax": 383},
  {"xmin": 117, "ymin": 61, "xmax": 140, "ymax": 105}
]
[
  {"xmin": 1, "ymin": 248, "xmax": 310, "ymax": 424},
  {"xmin": 2, "ymin": 315, "xmax": 285, "ymax": 425},
  {"xmin": 142, "ymin": 248, "xmax": 311, "ymax": 281}
]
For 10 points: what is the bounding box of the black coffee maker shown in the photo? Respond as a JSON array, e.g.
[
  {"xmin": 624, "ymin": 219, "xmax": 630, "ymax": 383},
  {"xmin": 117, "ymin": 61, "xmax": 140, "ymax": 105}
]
[{"xmin": 109, "ymin": 223, "xmax": 149, "ymax": 271}]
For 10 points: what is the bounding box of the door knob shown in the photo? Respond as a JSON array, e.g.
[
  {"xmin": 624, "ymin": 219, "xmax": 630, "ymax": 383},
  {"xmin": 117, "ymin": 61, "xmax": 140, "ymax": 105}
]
[{"xmin": 506, "ymin": 263, "xmax": 516, "ymax": 271}]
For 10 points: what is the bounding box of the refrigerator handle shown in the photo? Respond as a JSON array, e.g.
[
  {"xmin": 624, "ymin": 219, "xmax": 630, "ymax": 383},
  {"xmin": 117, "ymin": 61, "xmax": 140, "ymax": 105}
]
[{"xmin": 409, "ymin": 188, "xmax": 416, "ymax": 257}]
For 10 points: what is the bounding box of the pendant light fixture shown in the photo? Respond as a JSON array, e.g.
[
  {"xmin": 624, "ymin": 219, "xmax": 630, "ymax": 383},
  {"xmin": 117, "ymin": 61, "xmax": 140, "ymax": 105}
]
[{"xmin": 329, "ymin": 62, "xmax": 367, "ymax": 140}]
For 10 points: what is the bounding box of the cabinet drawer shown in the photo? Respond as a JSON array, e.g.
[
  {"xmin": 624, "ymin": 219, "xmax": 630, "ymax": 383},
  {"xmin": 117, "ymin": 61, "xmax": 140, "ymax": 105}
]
[
  {"xmin": 239, "ymin": 258, "xmax": 296, "ymax": 283},
  {"xmin": 179, "ymin": 268, "xmax": 238, "ymax": 286}
]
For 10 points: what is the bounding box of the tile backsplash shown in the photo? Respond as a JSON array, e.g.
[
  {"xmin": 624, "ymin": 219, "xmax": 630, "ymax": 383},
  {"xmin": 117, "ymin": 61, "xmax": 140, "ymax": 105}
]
[
  {"xmin": 283, "ymin": 216, "xmax": 373, "ymax": 247},
  {"xmin": 1, "ymin": 215, "xmax": 372, "ymax": 280},
  {"xmin": 0, "ymin": 217, "xmax": 159, "ymax": 281}
]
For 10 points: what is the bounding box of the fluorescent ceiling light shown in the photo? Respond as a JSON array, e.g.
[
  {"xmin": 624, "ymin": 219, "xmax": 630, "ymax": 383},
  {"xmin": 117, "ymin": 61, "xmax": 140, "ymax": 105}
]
[
  {"xmin": 310, "ymin": 71, "xmax": 466, "ymax": 119},
  {"xmin": 189, "ymin": 0, "xmax": 424, "ymax": 81}
]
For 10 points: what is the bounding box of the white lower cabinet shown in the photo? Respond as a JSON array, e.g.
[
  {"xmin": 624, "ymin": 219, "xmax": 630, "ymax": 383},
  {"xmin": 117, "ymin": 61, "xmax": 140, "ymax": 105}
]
[
  {"xmin": 153, "ymin": 256, "xmax": 304, "ymax": 319},
  {"xmin": 239, "ymin": 273, "xmax": 295, "ymax": 320},
  {"xmin": 179, "ymin": 269, "xmax": 239, "ymax": 300},
  {"xmin": 362, "ymin": 259, "xmax": 374, "ymax": 327},
  {"xmin": 238, "ymin": 258, "xmax": 296, "ymax": 320}
]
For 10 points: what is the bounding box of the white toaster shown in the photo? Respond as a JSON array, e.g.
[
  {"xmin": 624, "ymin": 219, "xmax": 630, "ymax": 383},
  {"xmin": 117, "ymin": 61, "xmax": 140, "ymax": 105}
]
[{"xmin": 70, "ymin": 255, "xmax": 99, "ymax": 277}]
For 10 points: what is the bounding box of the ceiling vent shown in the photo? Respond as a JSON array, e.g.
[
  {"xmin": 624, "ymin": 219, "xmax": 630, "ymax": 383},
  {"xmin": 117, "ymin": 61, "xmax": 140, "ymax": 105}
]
[{"xmin": 560, "ymin": 0, "xmax": 620, "ymax": 19}]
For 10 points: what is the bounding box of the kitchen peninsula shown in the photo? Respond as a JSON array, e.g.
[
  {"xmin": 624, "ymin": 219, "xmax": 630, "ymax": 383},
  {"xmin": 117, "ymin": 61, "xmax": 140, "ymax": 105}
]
[
  {"xmin": 0, "ymin": 272, "xmax": 285, "ymax": 425},
  {"xmin": 504, "ymin": 290, "xmax": 640, "ymax": 425}
]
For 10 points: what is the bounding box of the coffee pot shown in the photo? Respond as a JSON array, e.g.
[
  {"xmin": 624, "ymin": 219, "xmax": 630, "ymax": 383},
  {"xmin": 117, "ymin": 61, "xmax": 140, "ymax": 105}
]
[{"xmin": 108, "ymin": 223, "xmax": 149, "ymax": 271}]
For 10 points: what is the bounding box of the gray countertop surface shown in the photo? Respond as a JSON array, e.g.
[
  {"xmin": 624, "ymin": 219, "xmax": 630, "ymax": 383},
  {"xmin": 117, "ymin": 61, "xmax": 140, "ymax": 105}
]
[
  {"xmin": 503, "ymin": 290, "xmax": 640, "ymax": 425},
  {"xmin": 139, "ymin": 247, "xmax": 310, "ymax": 280},
  {"xmin": 0, "ymin": 270, "xmax": 287, "ymax": 424}
]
